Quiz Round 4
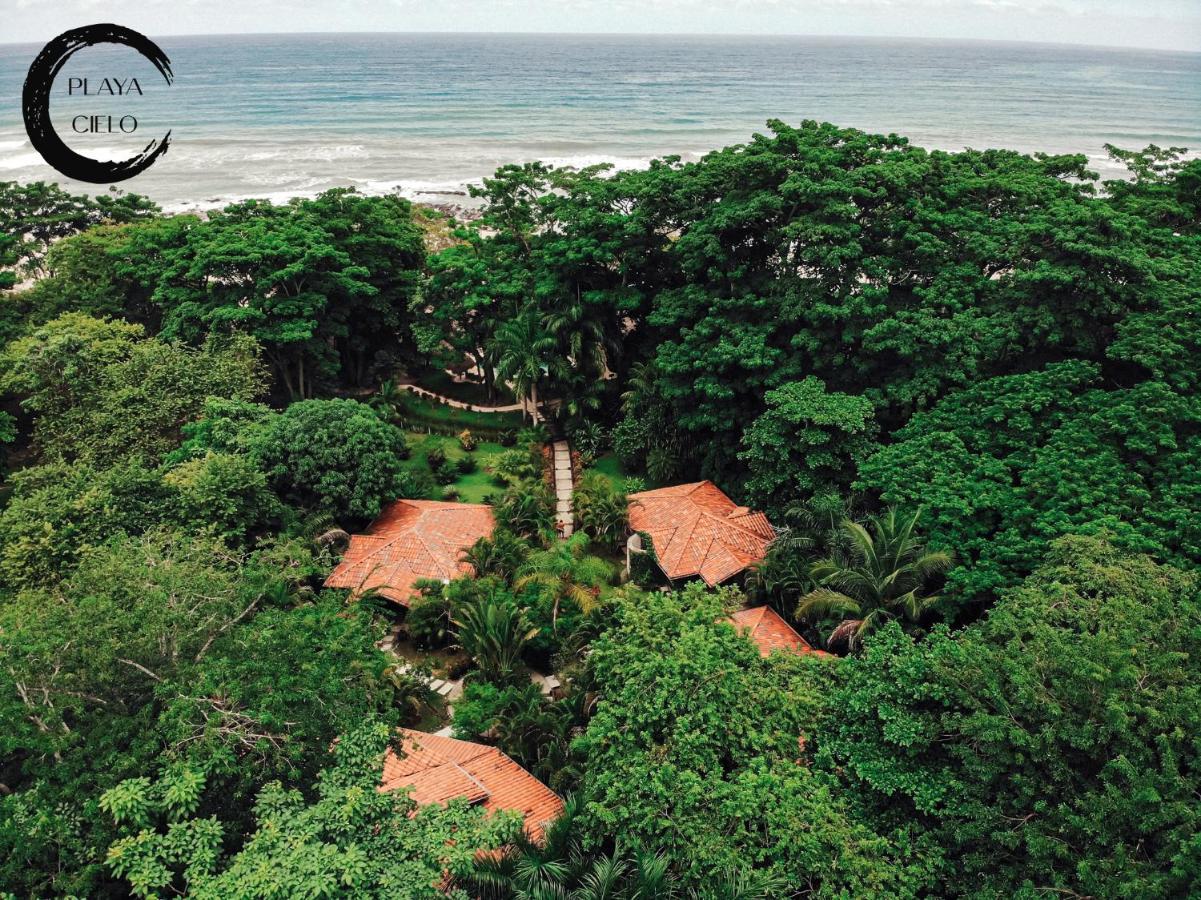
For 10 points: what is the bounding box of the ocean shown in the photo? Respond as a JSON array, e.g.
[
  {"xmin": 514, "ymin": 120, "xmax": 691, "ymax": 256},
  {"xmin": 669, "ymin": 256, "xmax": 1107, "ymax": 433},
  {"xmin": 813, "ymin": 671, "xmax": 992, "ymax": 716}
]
[{"xmin": 0, "ymin": 33, "xmax": 1198, "ymax": 211}]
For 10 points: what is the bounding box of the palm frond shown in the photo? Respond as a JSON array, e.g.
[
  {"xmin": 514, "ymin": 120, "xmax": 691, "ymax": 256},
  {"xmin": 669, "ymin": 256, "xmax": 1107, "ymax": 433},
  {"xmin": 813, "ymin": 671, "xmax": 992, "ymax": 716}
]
[{"xmin": 795, "ymin": 587, "xmax": 861, "ymax": 622}]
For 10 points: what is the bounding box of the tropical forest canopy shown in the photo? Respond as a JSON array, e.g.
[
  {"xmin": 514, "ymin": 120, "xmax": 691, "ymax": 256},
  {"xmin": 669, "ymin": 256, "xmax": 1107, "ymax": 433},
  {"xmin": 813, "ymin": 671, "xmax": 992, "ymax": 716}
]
[{"xmin": 0, "ymin": 121, "xmax": 1198, "ymax": 898}]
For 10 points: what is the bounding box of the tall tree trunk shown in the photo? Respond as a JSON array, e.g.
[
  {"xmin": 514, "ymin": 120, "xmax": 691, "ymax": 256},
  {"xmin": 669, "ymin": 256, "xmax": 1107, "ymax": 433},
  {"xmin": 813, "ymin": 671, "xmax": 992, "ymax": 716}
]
[
  {"xmin": 298, "ymin": 354, "xmax": 306, "ymax": 399},
  {"xmin": 268, "ymin": 348, "xmax": 296, "ymax": 399},
  {"xmin": 530, "ymin": 380, "xmax": 539, "ymax": 423}
]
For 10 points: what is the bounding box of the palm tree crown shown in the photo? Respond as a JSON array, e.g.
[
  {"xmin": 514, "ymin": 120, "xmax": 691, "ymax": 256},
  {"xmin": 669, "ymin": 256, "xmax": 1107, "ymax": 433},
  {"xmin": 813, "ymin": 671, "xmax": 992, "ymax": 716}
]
[
  {"xmin": 515, "ymin": 532, "xmax": 612, "ymax": 630},
  {"xmin": 795, "ymin": 506, "xmax": 953, "ymax": 651}
]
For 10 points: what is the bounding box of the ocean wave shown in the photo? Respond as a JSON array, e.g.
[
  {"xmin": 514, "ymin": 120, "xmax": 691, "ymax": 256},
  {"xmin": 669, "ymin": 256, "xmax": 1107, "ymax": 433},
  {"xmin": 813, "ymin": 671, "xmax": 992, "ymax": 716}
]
[
  {"xmin": 0, "ymin": 152, "xmax": 43, "ymax": 171},
  {"xmin": 238, "ymin": 144, "xmax": 369, "ymax": 162}
]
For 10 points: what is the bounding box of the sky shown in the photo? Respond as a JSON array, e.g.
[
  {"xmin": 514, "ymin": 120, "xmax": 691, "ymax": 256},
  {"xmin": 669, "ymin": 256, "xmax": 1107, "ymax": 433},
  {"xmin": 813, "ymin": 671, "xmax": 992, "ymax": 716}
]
[{"xmin": 2, "ymin": 0, "xmax": 1199, "ymax": 52}]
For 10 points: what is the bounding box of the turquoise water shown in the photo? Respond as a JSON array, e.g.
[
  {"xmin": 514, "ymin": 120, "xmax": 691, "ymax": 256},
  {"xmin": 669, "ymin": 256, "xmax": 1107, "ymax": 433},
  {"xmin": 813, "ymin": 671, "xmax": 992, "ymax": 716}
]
[{"xmin": 0, "ymin": 33, "xmax": 1198, "ymax": 209}]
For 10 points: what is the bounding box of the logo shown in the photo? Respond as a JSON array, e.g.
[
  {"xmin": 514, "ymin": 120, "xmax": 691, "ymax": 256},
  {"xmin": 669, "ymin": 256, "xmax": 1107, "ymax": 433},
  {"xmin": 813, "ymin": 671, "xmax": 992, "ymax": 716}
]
[{"xmin": 22, "ymin": 23, "xmax": 173, "ymax": 183}]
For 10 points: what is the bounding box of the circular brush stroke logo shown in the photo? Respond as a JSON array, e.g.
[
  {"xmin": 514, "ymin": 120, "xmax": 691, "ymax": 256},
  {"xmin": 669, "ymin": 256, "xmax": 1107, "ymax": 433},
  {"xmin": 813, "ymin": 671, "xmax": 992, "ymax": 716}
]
[{"xmin": 23, "ymin": 23, "xmax": 173, "ymax": 183}]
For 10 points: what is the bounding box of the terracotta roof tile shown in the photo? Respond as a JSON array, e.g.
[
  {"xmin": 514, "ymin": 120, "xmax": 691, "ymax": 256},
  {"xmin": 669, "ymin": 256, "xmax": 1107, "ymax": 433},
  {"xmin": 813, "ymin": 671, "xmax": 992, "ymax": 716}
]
[
  {"xmin": 727, "ymin": 605, "xmax": 832, "ymax": 658},
  {"xmin": 382, "ymin": 729, "xmax": 564, "ymax": 842},
  {"xmin": 325, "ymin": 500, "xmax": 495, "ymax": 605},
  {"xmin": 627, "ymin": 482, "xmax": 775, "ymax": 585}
]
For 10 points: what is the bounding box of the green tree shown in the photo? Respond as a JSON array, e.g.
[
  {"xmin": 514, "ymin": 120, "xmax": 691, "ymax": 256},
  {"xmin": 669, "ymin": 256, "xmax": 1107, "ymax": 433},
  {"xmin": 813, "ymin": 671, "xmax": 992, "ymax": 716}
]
[
  {"xmin": 154, "ymin": 199, "xmax": 375, "ymax": 399},
  {"xmin": 574, "ymin": 584, "xmax": 924, "ymax": 894},
  {"xmin": 295, "ymin": 190, "xmax": 426, "ymax": 386},
  {"xmin": 828, "ymin": 534, "xmax": 1201, "ymax": 897},
  {"xmin": 415, "ymin": 234, "xmax": 511, "ymax": 402},
  {"xmin": 795, "ymin": 507, "xmax": 952, "ymax": 650},
  {"xmin": 0, "ymin": 312, "xmax": 264, "ymax": 466},
  {"xmin": 739, "ymin": 377, "xmax": 876, "ymax": 516},
  {"xmin": 516, "ymin": 532, "xmax": 612, "ymax": 629},
  {"xmin": 462, "ymin": 528, "xmax": 530, "ymax": 582},
  {"xmin": 103, "ymin": 721, "xmax": 514, "ymax": 899},
  {"xmin": 21, "ymin": 216, "xmax": 194, "ymax": 327},
  {"xmin": 573, "ymin": 472, "xmax": 630, "ymax": 550},
  {"xmin": 453, "ymin": 595, "xmax": 540, "ymax": 685},
  {"xmin": 494, "ymin": 308, "xmax": 556, "ymax": 422},
  {"xmin": 0, "ymin": 181, "xmax": 158, "ymax": 279},
  {"xmin": 495, "ymin": 478, "xmax": 557, "ymax": 545},
  {"xmin": 250, "ymin": 398, "xmax": 408, "ymax": 524},
  {"xmin": 163, "ymin": 451, "xmax": 281, "ymax": 543},
  {"xmin": 468, "ymin": 797, "xmax": 680, "ymax": 900},
  {"xmin": 0, "ymin": 461, "xmax": 173, "ymax": 590},
  {"xmin": 857, "ymin": 360, "xmax": 1201, "ymax": 604}
]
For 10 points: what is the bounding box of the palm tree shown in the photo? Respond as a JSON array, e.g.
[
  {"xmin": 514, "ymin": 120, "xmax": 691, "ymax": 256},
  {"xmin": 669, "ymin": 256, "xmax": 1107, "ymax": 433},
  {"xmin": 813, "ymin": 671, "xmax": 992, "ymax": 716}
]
[
  {"xmin": 745, "ymin": 545, "xmax": 810, "ymax": 611},
  {"xmin": 690, "ymin": 868, "xmax": 790, "ymax": 899},
  {"xmin": 543, "ymin": 294, "xmax": 610, "ymax": 419},
  {"xmin": 466, "ymin": 797, "xmax": 678, "ymax": 900},
  {"xmin": 496, "ymin": 479, "xmax": 557, "ymax": 546},
  {"xmin": 515, "ymin": 533, "xmax": 612, "ymax": 630},
  {"xmin": 452, "ymin": 597, "xmax": 539, "ymax": 684},
  {"xmin": 544, "ymin": 295, "xmax": 607, "ymax": 376},
  {"xmin": 368, "ymin": 378, "xmax": 405, "ymax": 424},
  {"xmin": 461, "ymin": 529, "xmax": 529, "ymax": 583},
  {"xmin": 574, "ymin": 472, "xmax": 629, "ymax": 550},
  {"xmin": 383, "ymin": 666, "xmax": 438, "ymax": 725},
  {"xmin": 795, "ymin": 506, "xmax": 953, "ymax": 651},
  {"xmin": 494, "ymin": 309, "xmax": 555, "ymax": 422}
]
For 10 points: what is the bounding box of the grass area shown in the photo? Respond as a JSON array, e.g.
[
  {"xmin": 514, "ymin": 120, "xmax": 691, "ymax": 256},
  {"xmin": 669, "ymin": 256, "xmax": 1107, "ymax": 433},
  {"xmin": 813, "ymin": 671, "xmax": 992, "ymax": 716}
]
[
  {"xmin": 589, "ymin": 453, "xmax": 662, "ymax": 492},
  {"xmin": 414, "ymin": 369, "xmax": 517, "ymax": 408},
  {"xmin": 591, "ymin": 453, "xmax": 627, "ymax": 486},
  {"xmin": 404, "ymin": 432, "xmax": 509, "ymax": 503},
  {"xmin": 397, "ymin": 389, "xmax": 524, "ymax": 434}
]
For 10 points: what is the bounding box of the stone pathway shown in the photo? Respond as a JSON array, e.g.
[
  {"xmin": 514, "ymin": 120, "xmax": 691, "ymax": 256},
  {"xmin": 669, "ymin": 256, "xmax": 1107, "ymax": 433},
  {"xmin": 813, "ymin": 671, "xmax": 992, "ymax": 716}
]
[
  {"xmin": 398, "ymin": 382, "xmax": 526, "ymax": 412},
  {"xmin": 552, "ymin": 439, "xmax": 574, "ymax": 537},
  {"xmin": 397, "ymin": 381, "xmax": 562, "ymax": 420},
  {"xmin": 392, "ymin": 659, "xmax": 464, "ymax": 702}
]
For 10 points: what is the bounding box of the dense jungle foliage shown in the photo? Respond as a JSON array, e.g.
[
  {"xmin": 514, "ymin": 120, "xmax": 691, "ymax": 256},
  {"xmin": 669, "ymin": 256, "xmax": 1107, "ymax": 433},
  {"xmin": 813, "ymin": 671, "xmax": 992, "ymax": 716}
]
[{"xmin": 0, "ymin": 122, "xmax": 1198, "ymax": 897}]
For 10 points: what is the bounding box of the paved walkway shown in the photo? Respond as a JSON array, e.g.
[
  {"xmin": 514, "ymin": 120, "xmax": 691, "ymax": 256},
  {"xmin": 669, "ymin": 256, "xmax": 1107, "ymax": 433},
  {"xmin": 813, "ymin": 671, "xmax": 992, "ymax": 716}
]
[
  {"xmin": 380, "ymin": 625, "xmax": 465, "ymax": 702},
  {"xmin": 398, "ymin": 382, "xmax": 526, "ymax": 412},
  {"xmin": 552, "ymin": 439, "xmax": 574, "ymax": 537},
  {"xmin": 397, "ymin": 381, "xmax": 562, "ymax": 421}
]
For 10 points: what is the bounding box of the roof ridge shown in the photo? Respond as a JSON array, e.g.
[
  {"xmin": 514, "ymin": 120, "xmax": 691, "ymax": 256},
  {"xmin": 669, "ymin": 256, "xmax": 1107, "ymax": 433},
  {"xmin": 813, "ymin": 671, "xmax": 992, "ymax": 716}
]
[
  {"xmin": 744, "ymin": 605, "xmax": 769, "ymax": 629},
  {"xmin": 451, "ymin": 761, "xmax": 492, "ymax": 801},
  {"xmin": 698, "ymin": 505, "xmax": 771, "ymax": 542}
]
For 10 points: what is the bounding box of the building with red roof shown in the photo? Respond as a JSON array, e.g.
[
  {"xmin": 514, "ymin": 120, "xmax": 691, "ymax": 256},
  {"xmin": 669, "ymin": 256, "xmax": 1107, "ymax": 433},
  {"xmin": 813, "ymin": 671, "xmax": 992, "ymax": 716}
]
[
  {"xmin": 324, "ymin": 500, "xmax": 495, "ymax": 606},
  {"xmin": 627, "ymin": 481, "xmax": 776, "ymax": 586},
  {"xmin": 727, "ymin": 605, "xmax": 832, "ymax": 658},
  {"xmin": 382, "ymin": 728, "xmax": 564, "ymax": 842}
]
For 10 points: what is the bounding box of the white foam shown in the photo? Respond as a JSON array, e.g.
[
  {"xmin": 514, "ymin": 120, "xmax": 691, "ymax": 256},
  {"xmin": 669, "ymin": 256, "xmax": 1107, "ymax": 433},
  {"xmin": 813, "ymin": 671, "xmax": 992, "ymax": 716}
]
[{"xmin": 0, "ymin": 152, "xmax": 43, "ymax": 171}]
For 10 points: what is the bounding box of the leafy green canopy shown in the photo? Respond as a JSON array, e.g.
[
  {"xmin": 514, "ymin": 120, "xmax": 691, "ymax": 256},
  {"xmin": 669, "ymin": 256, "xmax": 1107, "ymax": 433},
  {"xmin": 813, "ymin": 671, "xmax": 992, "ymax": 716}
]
[
  {"xmin": 574, "ymin": 584, "xmax": 930, "ymax": 895},
  {"xmin": 0, "ymin": 181, "xmax": 158, "ymax": 281},
  {"xmin": 153, "ymin": 191, "xmax": 425, "ymax": 398},
  {"xmin": 827, "ymin": 534, "xmax": 1201, "ymax": 898},
  {"xmin": 858, "ymin": 360, "xmax": 1201, "ymax": 604},
  {"xmin": 0, "ymin": 529, "xmax": 399, "ymax": 897},
  {"xmin": 0, "ymin": 312, "xmax": 264, "ymax": 467},
  {"xmin": 102, "ymin": 722, "xmax": 514, "ymax": 899}
]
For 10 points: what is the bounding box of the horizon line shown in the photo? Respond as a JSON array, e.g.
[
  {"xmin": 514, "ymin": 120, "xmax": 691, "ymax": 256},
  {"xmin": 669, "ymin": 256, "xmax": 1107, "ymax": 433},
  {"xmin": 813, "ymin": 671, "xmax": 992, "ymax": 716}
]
[{"xmin": 0, "ymin": 29, "xmax": 1197, "ymax": 56}]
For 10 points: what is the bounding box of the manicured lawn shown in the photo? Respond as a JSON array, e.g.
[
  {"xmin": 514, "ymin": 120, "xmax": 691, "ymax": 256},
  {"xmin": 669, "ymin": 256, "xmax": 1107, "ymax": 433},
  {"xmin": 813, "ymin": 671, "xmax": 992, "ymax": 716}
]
[
  {"xmin": 404, "ymin": 432, "xmax": 509, "ymax": 503},
  {"xmin": 591, "ymin": 453, "xmax": 627, "ymax": 485},
  {"xmin": 589, "ymin": 453, "xmax": 661, "ymax": 491}
]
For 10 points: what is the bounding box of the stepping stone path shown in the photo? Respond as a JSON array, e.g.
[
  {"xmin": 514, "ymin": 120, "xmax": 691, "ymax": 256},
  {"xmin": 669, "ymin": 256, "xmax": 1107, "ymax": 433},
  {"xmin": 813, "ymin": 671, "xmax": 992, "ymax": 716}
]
[
  {"xmin": 552, "ymin": 440, "xmax": 574, "ymax": 537},
  {"xmin": 391, "ymin": 660, "xmax": 463, "ymax": 702}
]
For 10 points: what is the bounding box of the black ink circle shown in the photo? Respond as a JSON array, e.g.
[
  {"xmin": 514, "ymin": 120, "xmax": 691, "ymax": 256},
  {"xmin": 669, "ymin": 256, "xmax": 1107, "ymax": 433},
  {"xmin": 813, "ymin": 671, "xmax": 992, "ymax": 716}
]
[{"xmin": 22, "ymin": 23, "xmax": 173, "ymax": 184}]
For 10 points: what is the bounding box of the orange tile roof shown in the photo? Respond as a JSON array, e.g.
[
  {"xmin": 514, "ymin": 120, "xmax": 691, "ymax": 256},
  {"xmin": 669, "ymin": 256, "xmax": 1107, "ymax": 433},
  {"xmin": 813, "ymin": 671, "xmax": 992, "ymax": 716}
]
[
  {"xmin": 728, "ymin": 605, "xmax": 832, "ymax": 658},
  {"xmin": 627, "ymin": 481, "xmax": 775, "ymax": 585},
  {"xmin": 382, "ymin": 728, "xmax": 564, "ymax": 842},
  {"xmin": 324, "ymin": 500, "xmax": 495, "ymax": 605}
]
